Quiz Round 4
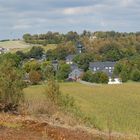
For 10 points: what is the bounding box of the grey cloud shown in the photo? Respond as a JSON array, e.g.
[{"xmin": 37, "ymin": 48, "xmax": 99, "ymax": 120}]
[{"xmin": 0, "ymin": 0, "xmax": 139, "ymax": 39}]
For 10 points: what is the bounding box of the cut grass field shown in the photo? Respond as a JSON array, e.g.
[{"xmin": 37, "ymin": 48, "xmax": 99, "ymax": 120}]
[
  {"xmin": 24, "ymin": 82, "xmax": 140, "ymax": 135},
  {"xmin": 0, "ymin": 40, "xmax": 57, "ymax": 53}
]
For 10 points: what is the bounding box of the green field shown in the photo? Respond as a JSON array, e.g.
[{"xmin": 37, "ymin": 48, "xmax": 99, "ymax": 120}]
[
  {"xmin": 24, "ymin": 82, "xmax": 140, "ymax": 134},
  {"xmin": 0, "ymin": 40, "xmax": 57, "ymax": 53}
]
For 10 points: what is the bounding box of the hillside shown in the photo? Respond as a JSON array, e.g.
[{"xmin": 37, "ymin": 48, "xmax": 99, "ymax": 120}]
[{"xmin": 0, "ymin": 40, "xmax": 57, "ymax": 53}]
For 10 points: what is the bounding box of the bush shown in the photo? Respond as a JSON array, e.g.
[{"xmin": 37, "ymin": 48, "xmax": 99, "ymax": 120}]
[
  {"xmin": 0, "ymin": 60, "xmax": 24, "ymax": 112},
  {"xmin": 29, "ymin": 70, "xmax": 42, "ymax": 84},
  {"xmin": 57, "ymin": 64, "xmax": 71, "ymax": 80},
  {"xmin": 120, "ymin": 70, "xmax": 129, "ymax": 82},
  {"xmin": 131, "ymin": 69, "xmax": 140, "ymax": 81},
  {"xmin": 82, "ymin": 71, "xmax": 109, "ymax": 84},
  {"xmin": 45, "ymin": 78, "xmax": 61, "ymax": 103},
  {"xmin": 82, "ymin": 70, "xmax": 93, "ymax": 82},
  {"xmin": 98, "ymin": 72, "xmax": 109, "ymax": 83}
]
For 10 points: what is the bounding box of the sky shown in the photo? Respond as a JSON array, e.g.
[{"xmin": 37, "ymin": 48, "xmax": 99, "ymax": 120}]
[{"xmin": 0, "ymin": 0, "xmax": 139, "ymax": 39}]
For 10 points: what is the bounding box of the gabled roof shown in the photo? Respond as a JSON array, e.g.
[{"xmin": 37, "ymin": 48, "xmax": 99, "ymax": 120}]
[
  {"xmin": 70, "ymin": 64, "xmax": 83, "ymax": 72},
  {"xmin": 66, "ymin": 55, "xmax": 76, "ymax": 60},
  {"xmin": 70, "ymin": 64, "xmax": 78, "ymax": 71},
  {"xmin": 89, "ymin": 61, "xmax": 116, "ymax": 68}
]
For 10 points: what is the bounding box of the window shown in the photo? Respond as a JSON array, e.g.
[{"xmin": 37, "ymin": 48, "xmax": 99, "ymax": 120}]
[
  {"xmin": 109, "ymin": 67, "xmax": 112, "ymax": 69},
  {"xmin": 105, "ymin": 67, "xmax": 108, "ymax": 69}
]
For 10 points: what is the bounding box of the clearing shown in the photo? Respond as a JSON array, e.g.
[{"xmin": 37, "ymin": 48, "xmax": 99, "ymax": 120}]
[{"xmin": 0, "ymin": 40, "xmax": 57, "ymax": 53}]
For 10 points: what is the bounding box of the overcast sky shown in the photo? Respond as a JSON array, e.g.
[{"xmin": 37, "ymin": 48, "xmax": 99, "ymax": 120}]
[{"xmin": 0, "ymin": 0, "xmax": 139, "ymax": 39}]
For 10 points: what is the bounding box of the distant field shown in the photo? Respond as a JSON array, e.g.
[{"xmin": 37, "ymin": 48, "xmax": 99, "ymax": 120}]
[
  {"xmin": 0, "ymin": 40, "xmax": 30, "ymax": 49},
  {"xmin": 0, "ymin": 40, "xmax": 57, "ymax": 53},
  {"xmin": 24, "ymin": 82, "xmax": 140, "ymax": 134}
]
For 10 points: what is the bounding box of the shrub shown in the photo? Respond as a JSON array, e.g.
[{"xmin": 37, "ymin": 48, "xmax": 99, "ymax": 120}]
[
  {"xmin": 82, "ymin": 70, "xmax": 93, "ymax": 82},
  {"xmin": 120, "ymin": 70, "xmax": 129, "ymax": 82},
  {"xmin": 45, "ymin": 78, "xmax": 61, "ymax": 103},
  {"xmin": 29, "ymin": 70, "xmax": 42, "ymax": 84},
  {"xmin": 131, "ymin": 69, "xmax": 140, "ymax": 81},
  {"xmin": 57, "ymin": 64, "xmax": 71, "ymax": 80},
  {"xmin": 0, "ymin": 60, "xmax": 24, "ymax": 112},
  {"xmin": 82, "ymin": 71, "xmax": 109, "ymax": 84},
  {"xmin": 98, "ymin": 72, "xmax": 109, "ymax": 83}
]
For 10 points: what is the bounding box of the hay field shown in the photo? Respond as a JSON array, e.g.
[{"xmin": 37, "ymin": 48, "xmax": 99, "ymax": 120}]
[{"xmin": 24, "ymin": 82, "xmax": 140, "ymax": 134}]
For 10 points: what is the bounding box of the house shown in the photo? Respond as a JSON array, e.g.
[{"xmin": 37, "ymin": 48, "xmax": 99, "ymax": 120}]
[
  {"xmin": 89, "ymin": 61, "xmax": 121, "ymax": 84},
  {"xmin": 68, "ymin": 64, "xmax": 83, "ymax": 81},
  {"xmin": 66, "ymin": 54, "xmax": 75, "ymax": 64}
]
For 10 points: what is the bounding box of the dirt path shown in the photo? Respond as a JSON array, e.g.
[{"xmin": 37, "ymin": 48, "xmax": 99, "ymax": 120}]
[{"xmin": 0, "ymin": 114, "xmax": 138, "ymax": 140}]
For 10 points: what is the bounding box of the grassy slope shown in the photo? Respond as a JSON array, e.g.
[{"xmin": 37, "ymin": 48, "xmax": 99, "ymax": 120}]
[
  {"xmin": 24, "ymin": 82, "xmax": 140, "ymax": 134},
  {"xmin": 0, "ymin": 40, "xmax": 57, "ymax": 53}
]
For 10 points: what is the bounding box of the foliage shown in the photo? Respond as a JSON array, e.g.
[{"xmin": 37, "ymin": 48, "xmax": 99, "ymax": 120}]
[
  {"xmin": 73, "ymin": 53, "xmax": 95, "ymax": 71},
  {"xmin": 82, "ymin": 70, "xmax": 93, "ymax": 82},
  {"xmin": 82, "ymin": 71, "xmax": 109, "ymax": 84},
  {"xmin": 23, "ymin": 60, "xmax": 41, "ymax": 73},
  {"xmin": 114, "ymin": 56, "xmax": 140, "ymax": 82},
  {"xmin": 131, "ymin": 69, "xmax": 140, "ymax": 81},
  {"xmin": 99, "ymin": 72, "xmax": 109, "ymax": 83},
  {"xmin": 57, "ymin": 64, "xmax": 71, "ymax": 80},
  {"xmin": 0, "ymin": 60, "xmax": 24, "ymax": 108},
  {"xmin": 120, "ymin": 70, "xmax": 129, "ymax": 82},
  {"xmin": 41, "ymin": 61, "xmax": 55, "ymax": 80},
  {"xmin": 27, "ymin": 46, "xmax": 44, "ymax": 59},
  {"xmin": 0, "ymin": 53, "xmax": 21, "ymax": 67},
  {"xmin": 29, "ymin": 70, "xmax": 42, "ymax": 85},
  {"xmin": 23, "ymin": 32, "xmax": 63, "ymax": 45},
  {"xmin": 45, "ymin": 78, "xmax": 60, "ymax": 103},
  {"xmin": 46, "ymin": 41, "xmax": 76, "ymax": 60}
]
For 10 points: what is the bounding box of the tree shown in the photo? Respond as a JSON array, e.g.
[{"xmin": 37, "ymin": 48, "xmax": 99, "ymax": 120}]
[
  {"xmin": 82, "ymin": 70, "xmax": 94, "ymax": 82},
  {"xmin": 0, "ymin": 60, "xmax": 24, "ymax": 111},
  {"xmin": 57, "ymin": 64, "xmax": 71, "ymax": 80},
  {"xmin": 45, "ymin": 77, "xmax": 61, "ymax": 103},
  {"xmin": 23, "ymin": 33, "xmax": 32, "ymax": 43},
  {"xmin": 0, "ymin": 53, "xmax": 21, "ymax": 67},
  {"xmin": 73, "ymin": 53, "xmax": 95, "ymax": 71},
  {"xmin": 131, "ymin": 69, "xmax": 140, "ymax": 81},
  {"xmin": 99, "ymin": 72, "xmax": 109, "ymax": 83},
  {"xmin": 120, "ymin": 70, "xmax": 129, "ymax": 82},
  {"xmin": 28, "ymin": 46, "xmax": 44, "ymax": 59},
  {"xmin": 29, "ymin": 70, "xmax": 42, "ymax": 84},
  {"xmin": 24, "ymin": 60, "xmax": 41, "ymax": 73},
  {"xmin": 16, "ymin": 51, "xmax": 27, "ymax": 60}
]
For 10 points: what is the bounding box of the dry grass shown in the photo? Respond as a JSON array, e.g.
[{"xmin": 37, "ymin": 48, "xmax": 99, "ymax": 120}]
[
  {"xmin": 23, "ymin": 82, "xmax": 140, "ymax": 135},
  {"xmin": 0, "ymin": 40, "xmax": 57, "ymax": 53}
]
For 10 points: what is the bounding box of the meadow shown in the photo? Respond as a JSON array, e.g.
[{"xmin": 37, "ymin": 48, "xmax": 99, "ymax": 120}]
[
  {"xmin": 0, "ymin": 40, "xmax": 57, "ymax": 52},
  {"xmin": 24, "ymin": 82, "xmax": 140, "ymax": 134}
]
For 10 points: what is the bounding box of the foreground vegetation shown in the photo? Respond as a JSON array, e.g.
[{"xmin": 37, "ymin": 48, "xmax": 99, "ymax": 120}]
[{"xmin": 24, "ymin": 82, "xmax": 140, "ymax": 134}]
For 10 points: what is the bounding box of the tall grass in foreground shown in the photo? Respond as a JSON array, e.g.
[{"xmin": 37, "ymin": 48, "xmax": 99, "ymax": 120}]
[{"xmin": 24, "ymin": 79, "xmax": 97, "ymax": 128}]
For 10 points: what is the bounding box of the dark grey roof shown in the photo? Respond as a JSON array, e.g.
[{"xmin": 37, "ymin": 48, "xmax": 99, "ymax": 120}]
[
  {"xmin": 66, "ymin": 55, "xmax": 76, "ymax": 60},
  {"xmin": 70, "ymin": 64, "xmax": 78, "ymax": 71},
  {"xmin": 89, "ymin": 61, "xmax": 117, "ymax": 77},
  {"xmin": 89, "ymin": 61, "xmax": 116, "ymax": 68},
  {"xmin": 70, "ymin": 63, "xmax": 83, "ymax": 72}
]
